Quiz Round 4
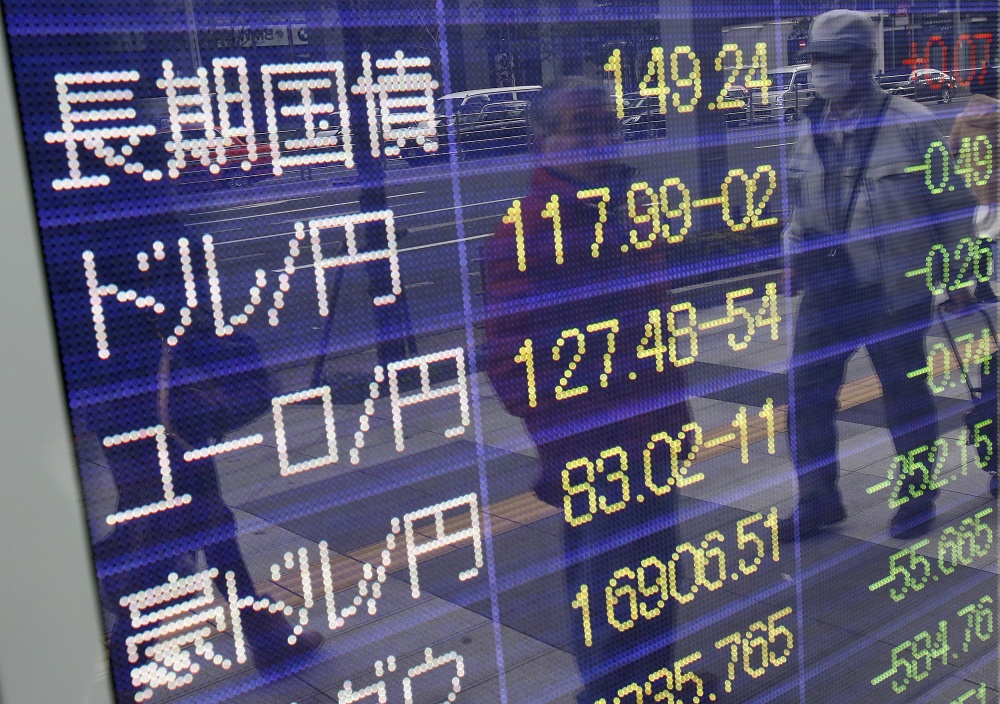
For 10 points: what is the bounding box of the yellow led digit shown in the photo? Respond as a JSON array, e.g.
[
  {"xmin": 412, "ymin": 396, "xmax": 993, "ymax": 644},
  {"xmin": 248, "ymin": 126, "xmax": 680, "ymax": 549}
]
[
  {"xmin": 561, "ymin": 457, "xmax": 597, "ymax": 527},
  {"xmin": 715, "ymin": 631, "xmax": 742, "ymax": 692},
  {"xmin": 667, "ymin": 301, "xmax": 698, "ymax": 366},
  {"xmin": 605, "ymin": 566, "xmax": 639, "ymax": 632},
  {"xmin": 668, "ymin": 544, "xmax": 698, "ymax": 604},
  {"xmin": 626, "ymin": 181, "xmax": 660, "ymax": 250},
  {"xmin": 736, "ymin": 512, "xmax": 766, "ymax": 576},
  {"xmin": 612, "ymin": 682, "xmax": 644, "ymax": 703},
  {"xmin": 645, "ymin": 667, "xmax": 674, "ymax": 701},
  {"xmin": 541, "ymin": 194, "xmax": 563, "ymax": 265},
  {"xmin": 669, "ymin": 46, "xmax": 701, "ymax": 113},
  {"xmin": 713, "ymin": 43, "xmax": 744, "ymax": 110},
  {"xmin": 502, "ymin": 199, "xmax": 526, "ymax": 272},
  {"xmin": 604, "ymin": 48, "xmax": 625, "ymax": 119},
  {"xmin": 636, "ymin": 557, "xmax": 669, "ymax": 619},
  {"xmin": 638, "ymin": 46, "xmax": 669, "ymax": 115},
  {"xmin": 586, "ymin": 318, "xmax": 619, "ymax": 387},
  {"xmin": 643, "ymin": 430, "xmax": 679, "ymax": 496},
  {"xmin": 756, "ymin": 282, "xmax": 781, "ymax": 339},
  {"xmin": 597, "ymin": 446, "xmax": 629, "ymax": 514},
  {"xmin": 672, "ymin": 652, "xmax": 705, "ymax": 699},
  {"xmin": 577, "ymin": 187, "xmax": 610, "ymax": 258},
  {"xmin": 636, "ymin": 307, "xmax": 667, "ymax": 372},
  {"xmin": 671, "ymin": 421, "xmax": 704, "ymax": 487},
  {"xmin": 733, "ymin": 406, "xmax": 749, "ymax": 464},
  {"xmin": 697, "ymin": 531, "xmax": 726, "ymax": 591},
  {"xmin": 744, "ymin": 42, "xmax": 771, "ymax": 104},
  {"xmin": 768, "ymin": 607, "xmax": 794, "ymax": 665},
  {"xmin": 749, "ymin": 164, "xmax": 778, "ymax": 227},
  {"xmin": 553, "ymin": 328, "xmax": 589, "ymax": 400},
  {"xmin": 725, "ymin": 287, "xmax": 756, "ymax": 352},
  {"xmin": 743, "ymin": 620, "xmax": 770, "ymax": 678},
  {"xmin": 513, "ymin": 339, "xmax": 537, "ymax": 409},
  {"xmin": 722, "ymin": 167, "xmax": 753, "ymax": 232},
  {"xmin": 571, "ymin": 584, "xmax": 593, "ymax": 647},
  {"xmin": 760, "ymin": 398, "xmax": 777, "ymax": 456},
  {"xmin": 659, "ymin": 177, "xmax": 692, "ymax": 242}
]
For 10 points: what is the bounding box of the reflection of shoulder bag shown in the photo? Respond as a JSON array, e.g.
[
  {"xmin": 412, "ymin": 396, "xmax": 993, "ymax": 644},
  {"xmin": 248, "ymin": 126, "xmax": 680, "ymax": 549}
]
[
  {"xmin": 158, "ymin": 330, "xmax": 275, "ymax": 449},
  {"xmin": 795, "ymin": 94, "xmax": 891, "ymax": 283},
  {"xmin": 975, "ymin": 205, "xmax": 1000, "ymax": 241},
  {"xmin": 937, "ymin": 302, "xmax": 999, "ymax": 497}
]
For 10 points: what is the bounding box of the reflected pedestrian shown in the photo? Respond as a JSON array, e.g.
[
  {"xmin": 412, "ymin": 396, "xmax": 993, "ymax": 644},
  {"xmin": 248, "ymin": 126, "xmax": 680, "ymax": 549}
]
[
  {"xmin": 84, "ymin": 230, "xmax": 321, "ymax": 702},
  {"xmin": 779, "ymin": 10, "xmax": 978, "ymax": 542},
  {"xmin": 483, "ymin": 78, "xmax": 692, "ymax": 702}
]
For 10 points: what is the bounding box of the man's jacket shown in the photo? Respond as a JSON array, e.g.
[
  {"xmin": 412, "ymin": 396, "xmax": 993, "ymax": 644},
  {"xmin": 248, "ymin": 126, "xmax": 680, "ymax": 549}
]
[{"xmin": 785, "ymin": 84, "xmax": 977, "ymax": 309}]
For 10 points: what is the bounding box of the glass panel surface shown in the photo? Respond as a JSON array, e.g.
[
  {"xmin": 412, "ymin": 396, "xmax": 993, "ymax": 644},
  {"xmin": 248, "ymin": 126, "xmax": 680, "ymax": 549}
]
[{"xmin": 1, "ymin": 0, "xmax": 997, "ymax": 702}]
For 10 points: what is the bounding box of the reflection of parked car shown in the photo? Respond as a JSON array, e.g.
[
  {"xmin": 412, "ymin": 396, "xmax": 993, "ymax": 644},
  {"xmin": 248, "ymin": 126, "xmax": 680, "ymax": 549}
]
[
  {"xmin": 438, "ymin": 86, "xmax": 541, "ymax": 117},
  {"xmin": 721, "ymin": 86, "xmax": 750, "ymax": 127},
  {"xmin": 408, "ymin": 99, "xmax": 531, "ymax": 161},
  {"xmin": 619, "ymin": 87, "xmax": 749, "ymax": 139},
  {"xmin": 454, "ymin": 100, "xmax": 531, "ymax": 158},
  {"xmin": 900, "ymin": 69, "xmax": 957, "ymax": 103},
  {"xmin": 404, "ymin": 87, "xmax": 539, "ymax": 162},
  {"xmin": 619, "ymin": 93, "xmax": 665, "ymax": 139},
  {"xmin": 876, "ymin": 73, "xmax": 916, "ymax": 99},
  {"xmin": 751, "ymin": 64, "xmax": 814, "ymax": 122}
]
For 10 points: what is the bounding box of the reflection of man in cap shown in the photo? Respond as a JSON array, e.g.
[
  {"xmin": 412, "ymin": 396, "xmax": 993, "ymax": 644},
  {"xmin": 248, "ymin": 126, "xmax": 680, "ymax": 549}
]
[{"xmin": 780, "ymin": 10, "xmax": 977, "ymax": 541}]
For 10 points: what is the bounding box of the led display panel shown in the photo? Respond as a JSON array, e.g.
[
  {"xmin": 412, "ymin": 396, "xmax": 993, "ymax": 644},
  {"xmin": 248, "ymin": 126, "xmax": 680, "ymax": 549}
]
[{"xmin": 1, "ymin": 0, "xmax": 999, "ymax": 701}]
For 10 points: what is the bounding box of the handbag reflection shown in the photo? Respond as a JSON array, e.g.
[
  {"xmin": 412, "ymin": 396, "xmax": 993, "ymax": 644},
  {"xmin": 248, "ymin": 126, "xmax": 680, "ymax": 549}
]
[
  {"xmin": 936, "ymin": 302, "xmax": 1000, "ymax": 497},
  {"xmin": 975, "ymin": 205, "xmax": 1000, "ymax": 241},
  {"xmin": 157, "ymin": 325, "xmax": 276, "ymax": 450}
]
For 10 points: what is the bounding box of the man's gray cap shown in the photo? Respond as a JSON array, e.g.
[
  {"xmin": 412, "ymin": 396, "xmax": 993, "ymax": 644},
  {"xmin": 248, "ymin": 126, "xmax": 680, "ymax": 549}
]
[{"xmin": 800, "ymin": 10, "xmax": 877, "ymax": 59}]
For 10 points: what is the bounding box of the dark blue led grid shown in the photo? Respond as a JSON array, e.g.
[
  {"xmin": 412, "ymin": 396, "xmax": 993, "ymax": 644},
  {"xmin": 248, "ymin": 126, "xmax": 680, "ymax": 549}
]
[{"xmin": 1, "ymin": 0, "xmax": 997, "ymax": 702}]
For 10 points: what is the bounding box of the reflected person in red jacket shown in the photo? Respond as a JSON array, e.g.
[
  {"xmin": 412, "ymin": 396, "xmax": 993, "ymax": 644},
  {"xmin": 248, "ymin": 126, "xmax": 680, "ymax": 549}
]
[{"xmin": 484, "ymin": 78, "xmax": 692, "ymax": 703}]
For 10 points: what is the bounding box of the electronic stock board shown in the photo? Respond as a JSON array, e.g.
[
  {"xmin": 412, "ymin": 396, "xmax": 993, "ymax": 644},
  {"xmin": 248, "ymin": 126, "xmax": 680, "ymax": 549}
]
[{"xmin": 0, "ymin": 0, "xmax": 997, "ymax": 702}]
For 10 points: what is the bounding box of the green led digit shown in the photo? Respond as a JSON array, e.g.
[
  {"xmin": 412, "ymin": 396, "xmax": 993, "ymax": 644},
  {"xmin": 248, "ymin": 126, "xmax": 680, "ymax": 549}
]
[
  {"xmin": 971, "ymin": 134, "xmax": 993, "ymax": 186},
  {"xmin": 924, "ymin": 141, "xmax": 950, "ymax": 194}
]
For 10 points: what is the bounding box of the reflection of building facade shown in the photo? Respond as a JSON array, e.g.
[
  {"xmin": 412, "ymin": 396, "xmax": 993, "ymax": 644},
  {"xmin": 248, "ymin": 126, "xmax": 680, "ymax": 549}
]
[
  {"xmin": 445, "ymin": 0, "xmax": 995, "ymax": 95},
  {"xmin": 447, "ymin": 0, "xmax": 665, "ymax": 94},
  {"xmin": 101, "ymin": 0, "xmax": 996, "ymax": 99},
  {"xmin": 883, "ymin": 9, "xmax": 997, "ymax": 80}
]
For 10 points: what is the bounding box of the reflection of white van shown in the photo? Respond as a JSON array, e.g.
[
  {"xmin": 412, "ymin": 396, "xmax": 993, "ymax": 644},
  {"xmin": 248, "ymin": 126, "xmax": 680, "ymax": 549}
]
[
  {"xmin": 438, "ymin": 86, "xmax": 542, "ymax": 116},
  {"xmin": 751, "ymin": 64, "xmax": 814, "ymax": 121}
]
